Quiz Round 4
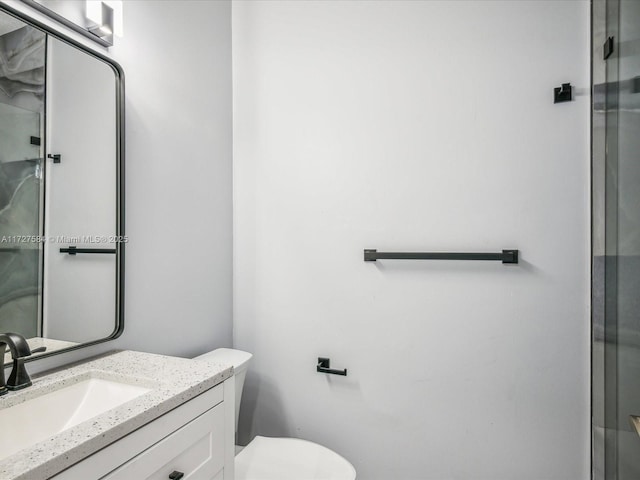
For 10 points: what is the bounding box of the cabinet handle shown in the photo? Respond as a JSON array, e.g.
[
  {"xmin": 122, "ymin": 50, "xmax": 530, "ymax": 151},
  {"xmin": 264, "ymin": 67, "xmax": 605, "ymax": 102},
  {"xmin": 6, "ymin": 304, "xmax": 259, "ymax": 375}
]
[{"xmin": 169, "ymin": 472, "xmax": 184, "ymax": 480}]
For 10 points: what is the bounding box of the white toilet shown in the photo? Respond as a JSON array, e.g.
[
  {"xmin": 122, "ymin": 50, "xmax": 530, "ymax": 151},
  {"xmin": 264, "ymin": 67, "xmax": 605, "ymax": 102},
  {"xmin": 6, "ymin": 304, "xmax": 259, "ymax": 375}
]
[{"xmin": 195, "ymin": 348, "xmax": 356, "ymax": 480}]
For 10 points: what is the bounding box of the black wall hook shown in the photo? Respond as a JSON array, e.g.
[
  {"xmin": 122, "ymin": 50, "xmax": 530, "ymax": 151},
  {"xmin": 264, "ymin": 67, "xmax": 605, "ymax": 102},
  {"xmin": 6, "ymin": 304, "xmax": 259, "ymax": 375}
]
[{"xmin": 554, "ymin": 83, "xmax": 572, "ymax": 103}]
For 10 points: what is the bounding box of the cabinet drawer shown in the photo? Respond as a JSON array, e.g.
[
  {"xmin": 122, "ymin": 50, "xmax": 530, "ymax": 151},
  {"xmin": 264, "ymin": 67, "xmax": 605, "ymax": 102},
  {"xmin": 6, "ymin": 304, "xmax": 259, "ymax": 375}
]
[{"xmin": 102, "ymin": 403, "xmax": 225, "ymax": 480}]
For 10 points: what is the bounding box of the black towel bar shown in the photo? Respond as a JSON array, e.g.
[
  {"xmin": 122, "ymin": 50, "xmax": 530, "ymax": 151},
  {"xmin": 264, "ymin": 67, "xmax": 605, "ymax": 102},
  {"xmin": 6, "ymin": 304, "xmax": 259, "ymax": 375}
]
[
  {"xmin": 364, "ymin": 249, "xmax": 518, "ymax": 264},
  {"xmin": 60, "ymin": 246, "xmax": 116, "ymax": 255}
]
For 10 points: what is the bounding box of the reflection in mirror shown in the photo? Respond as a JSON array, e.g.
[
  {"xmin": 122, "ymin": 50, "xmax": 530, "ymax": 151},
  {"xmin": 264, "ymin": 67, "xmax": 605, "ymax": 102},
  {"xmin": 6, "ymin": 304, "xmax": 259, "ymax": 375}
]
[
  {"xmin": 0, "ymin": 7, "xmax": 123, "ymax": 359},
  {"xmin": 0, "ymin": 18, "xmax": 45, "ymax": 338},
  {"xmin": 44, "ymin": 36, "xmax": 117, "ymax": 344}
]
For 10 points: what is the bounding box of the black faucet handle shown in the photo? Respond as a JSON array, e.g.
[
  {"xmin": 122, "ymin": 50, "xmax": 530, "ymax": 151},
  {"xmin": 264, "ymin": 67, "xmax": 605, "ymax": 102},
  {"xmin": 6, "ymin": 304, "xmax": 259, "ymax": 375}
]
[
  {"xmin": 7, "ymin": 357, "xmax": 32, "ymax": 390},
  {"xmin": 6, "ymin": 344, "xmax": 45, "ymax": 391}
]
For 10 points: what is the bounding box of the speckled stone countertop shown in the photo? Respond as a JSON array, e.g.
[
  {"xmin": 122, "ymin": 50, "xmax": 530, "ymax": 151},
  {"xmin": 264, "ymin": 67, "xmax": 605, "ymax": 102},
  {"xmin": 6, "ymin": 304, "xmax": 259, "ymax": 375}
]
[{"xmin": 0, "ymin": 350, "xmax": 233, "ymax": 480}]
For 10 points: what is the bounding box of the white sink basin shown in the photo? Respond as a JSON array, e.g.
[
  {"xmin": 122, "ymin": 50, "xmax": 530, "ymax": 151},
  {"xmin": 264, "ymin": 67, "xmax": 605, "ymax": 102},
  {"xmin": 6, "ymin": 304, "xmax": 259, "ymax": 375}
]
[{"xmin": 0, "ymin": 374, "xmax": 152, "ymax": 460}]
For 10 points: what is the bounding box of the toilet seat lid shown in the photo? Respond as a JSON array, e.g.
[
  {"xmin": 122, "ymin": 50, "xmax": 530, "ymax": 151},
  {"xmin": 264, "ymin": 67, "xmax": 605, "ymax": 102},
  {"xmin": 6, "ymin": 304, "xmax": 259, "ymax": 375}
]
[{"xmin": 235, "ymin": 436, "xmax": 356, "ymax": 480}]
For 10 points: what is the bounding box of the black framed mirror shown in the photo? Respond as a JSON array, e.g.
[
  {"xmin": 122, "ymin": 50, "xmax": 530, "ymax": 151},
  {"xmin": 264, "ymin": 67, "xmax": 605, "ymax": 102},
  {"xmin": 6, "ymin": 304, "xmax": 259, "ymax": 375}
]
[{"xmin": 0, "ymin": 1, "xmax": 124, "ymax": 360}]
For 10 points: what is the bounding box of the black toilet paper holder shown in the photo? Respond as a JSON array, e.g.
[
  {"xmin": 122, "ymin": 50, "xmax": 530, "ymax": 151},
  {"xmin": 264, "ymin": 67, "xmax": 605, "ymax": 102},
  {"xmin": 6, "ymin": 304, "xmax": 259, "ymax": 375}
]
[{"xmin": 317, "ymin": 357, "xmax": 347, "ymax": 376}]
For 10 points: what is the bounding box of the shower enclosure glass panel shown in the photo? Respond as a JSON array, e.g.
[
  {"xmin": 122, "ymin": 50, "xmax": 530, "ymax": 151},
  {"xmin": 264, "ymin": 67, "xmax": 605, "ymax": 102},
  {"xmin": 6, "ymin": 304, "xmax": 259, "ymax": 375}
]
[{"xmin": 593, "ymin": 0, "xmax": 640, "ymax": 478}]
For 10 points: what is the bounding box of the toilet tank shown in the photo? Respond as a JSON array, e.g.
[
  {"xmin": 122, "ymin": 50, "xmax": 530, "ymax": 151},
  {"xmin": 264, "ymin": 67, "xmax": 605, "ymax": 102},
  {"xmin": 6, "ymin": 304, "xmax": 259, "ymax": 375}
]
[{"xmin": 194, "ymin": 348, "xmax": 253, "ymax": 436}]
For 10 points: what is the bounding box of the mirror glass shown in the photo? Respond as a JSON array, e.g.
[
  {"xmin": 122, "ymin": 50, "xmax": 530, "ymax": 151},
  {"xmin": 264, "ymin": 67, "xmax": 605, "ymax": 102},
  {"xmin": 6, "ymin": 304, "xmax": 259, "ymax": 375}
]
[{"xmin": 0, "ymin": 6, "xmax": 123, "ymax": 358}]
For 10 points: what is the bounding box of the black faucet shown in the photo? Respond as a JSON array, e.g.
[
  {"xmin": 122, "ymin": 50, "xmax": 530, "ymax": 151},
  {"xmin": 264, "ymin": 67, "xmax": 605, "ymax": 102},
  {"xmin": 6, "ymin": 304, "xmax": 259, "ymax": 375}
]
[{"xmin": 0, "ymin": 333, "xmax": 45, "ymax": 394}]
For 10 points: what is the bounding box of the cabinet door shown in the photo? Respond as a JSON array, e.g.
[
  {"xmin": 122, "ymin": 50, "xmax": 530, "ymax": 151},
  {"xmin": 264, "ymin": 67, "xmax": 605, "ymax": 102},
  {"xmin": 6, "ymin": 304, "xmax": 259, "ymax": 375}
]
[{"xmin": 102, "ymin": 403, "xmax": 225, "ymax": 480}]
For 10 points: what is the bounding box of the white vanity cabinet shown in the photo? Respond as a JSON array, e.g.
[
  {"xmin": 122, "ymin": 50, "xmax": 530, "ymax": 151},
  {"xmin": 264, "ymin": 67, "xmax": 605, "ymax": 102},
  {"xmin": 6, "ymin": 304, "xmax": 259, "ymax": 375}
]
[{"xmin": 51, "ymin": 379, "xmax": 235, "ymax": 480}]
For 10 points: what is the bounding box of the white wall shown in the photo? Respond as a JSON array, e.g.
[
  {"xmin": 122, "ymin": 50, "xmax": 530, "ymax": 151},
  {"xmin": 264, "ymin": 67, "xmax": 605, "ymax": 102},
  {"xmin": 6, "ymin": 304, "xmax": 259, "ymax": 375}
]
[
  {"xmin": 4, "ymin": 0, "xmax": 234, "ymax": 371},
  {"xmin": 109, "ymin": 0, "xmax": 233, "ymax": 358},
  {"xmin": 233, "ymin": 2, "xmax": 590, "ymax": 479}
]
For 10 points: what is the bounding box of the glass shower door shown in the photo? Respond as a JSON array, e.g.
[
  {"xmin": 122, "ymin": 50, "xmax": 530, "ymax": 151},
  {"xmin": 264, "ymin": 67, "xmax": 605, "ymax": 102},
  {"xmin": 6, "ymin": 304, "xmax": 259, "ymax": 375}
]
[{"xmin": 593, "ymin": 0, "xmax": 640, "ymax": 478}]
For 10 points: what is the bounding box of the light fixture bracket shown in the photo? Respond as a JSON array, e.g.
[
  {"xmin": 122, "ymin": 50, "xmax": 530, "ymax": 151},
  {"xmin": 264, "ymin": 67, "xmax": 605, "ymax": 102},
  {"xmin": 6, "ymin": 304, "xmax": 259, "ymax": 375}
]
[
  {"xmin": 85, "ymin": 1, "xmax": 114, "ymax": 46},
  {"xmin": 17, "ymin": 0, "xmax": 112, "ymax": 47}
]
